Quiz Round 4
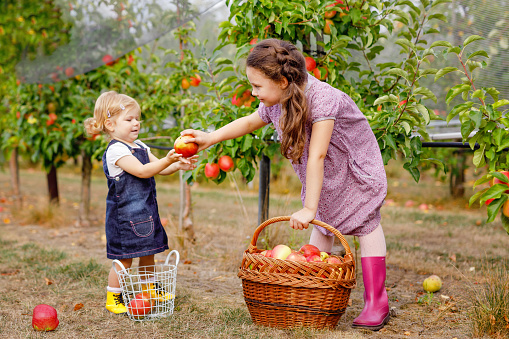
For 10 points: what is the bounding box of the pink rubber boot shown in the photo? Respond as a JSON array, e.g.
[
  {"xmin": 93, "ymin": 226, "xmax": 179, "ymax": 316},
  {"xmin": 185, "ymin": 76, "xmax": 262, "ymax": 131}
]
[{"xmin": 352, "ymin": 256, "xmax": 390, "ymax": 331}]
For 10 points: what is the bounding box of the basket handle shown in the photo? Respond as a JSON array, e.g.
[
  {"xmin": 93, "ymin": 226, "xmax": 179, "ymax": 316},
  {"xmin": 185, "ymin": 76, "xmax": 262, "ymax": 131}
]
[
  {"xmin": 248, "ymin": 216, "xmax": 354, "ymax": 262},
  {"xmin": 164, "ymin": 250, "xmax": 180, "ymax": 266},
  {"xmin": 112, "ymin": 259, "xmax": 128, "ymax": 275}
]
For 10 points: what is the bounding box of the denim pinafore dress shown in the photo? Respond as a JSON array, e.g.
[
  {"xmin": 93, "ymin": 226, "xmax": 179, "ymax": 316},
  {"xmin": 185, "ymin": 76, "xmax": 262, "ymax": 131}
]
[{"xmin": 102, "ymin": 140, "xmax": 169, "ymax": 259}]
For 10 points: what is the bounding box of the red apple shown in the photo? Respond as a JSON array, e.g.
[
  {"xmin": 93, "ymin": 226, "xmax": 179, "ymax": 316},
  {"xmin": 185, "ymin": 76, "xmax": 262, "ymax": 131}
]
[
  {"xmin": 32, "ymin": 304, "xmax": 59, "ymax": 331},
  {"xmin": 265, "ymin": 250, "xmax": 273, "ymax": 258},
  {"xmin": 204, "ymin": 163, "xmax": 220, "ymax": 179},
  {"xmin": 190, "ymin": 74, "xmax": 201, "ymax": 87},
  {"xmin": 306, "ymin": 254, "xmax": 322, "ymax": 263},
  {"xmin": 174, "ymin": 135, "xmax": 198, "ymax": 157},
  {"xmin": 305, "ymin": 56, "xmax": 316, "ymax": 72},
  {"xmin": 181, "ymin": 78, "xmax": 190, "ymax": 90},
  {"xmin": 102, "ymin": 54, "xmax": 115, "ymax": 66},
  {"xmin": 64, "ymin": 67, "xmax": 74, "ymax": 77},
  {"xmin": 313, "ymin": 66, "xmax": 328, "ymax": 80},
  {"xmin": 502, "ymin": 201, "xmax": 509, "ymax": 217},
  {"xmin": 286, "ymin": 251, "xmax": 307, "ymax": 262},
  {"xmin": 324, "ymin": 19, "xmax": 334, "ymax": 35},
  {"xmin": 249, "ymin": 37, "xmax": 258, "ymax": 45},
  {"xmin": 231, "ymin": 94, "xmax": 242, "ymax": 107},
  {"xmin": 299, "ymin": 244, "xmax": 321, "ymax": 258},
  {"xmin": 326, "ymin": 256, "xmax": 342, "ymax": 264},
  {"xmin": 324, "ymin": 4, "xmax": 337, "ymax": 18},
  {"xmin": 492, "ymin": 171, "xmax": 509, "ymax": 193},
  {"xmin": 259, "ymin": 250, "xmax": 267, "ymax": 256},
  {"xmin": 218, "ymin": 155, "xmax": 234, "ymax": 172},
  {"xmin": 271, "ymin": 244, "xmax": 292, "ymax": 260},
  {"xmin": 127, "ymin": 293, "xmax": 152, "ymax": 319},
  {"xmin": 485, "ymin": 198, "xmax": 494, "ymax": 206}
]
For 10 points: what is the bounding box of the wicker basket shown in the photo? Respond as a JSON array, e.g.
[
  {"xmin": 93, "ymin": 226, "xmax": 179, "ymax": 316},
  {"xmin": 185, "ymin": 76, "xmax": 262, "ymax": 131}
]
[{"xmin": 238, "ymin": 216, "xmax": 356, "ymax": 329}]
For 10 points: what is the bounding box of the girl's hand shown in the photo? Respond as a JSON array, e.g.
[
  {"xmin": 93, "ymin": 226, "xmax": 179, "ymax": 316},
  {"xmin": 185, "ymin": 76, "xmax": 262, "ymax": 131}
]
[
  {"xmin": 289, "ymin": 207, "xmax": 316, "ymax": 230},
  {"xmin": 173, "ymin": 155, "xmax": 199, "ymax": 171},
  {"xmin": 180, "ymin": 129, "xmax": 213, "ymax": 152},
  {"xmin": 165, "ymin": 149, "xmax": 183, "ymax": 164}
]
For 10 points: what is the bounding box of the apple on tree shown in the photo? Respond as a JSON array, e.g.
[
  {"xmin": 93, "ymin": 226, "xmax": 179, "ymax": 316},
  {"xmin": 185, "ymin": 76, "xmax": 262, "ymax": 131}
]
[
  {"xmin": 204, "ymin": 163, "xmax": 220, "ymax": 179},
  {"xmin": 190, "ymin": 73, "xmax": 201, "ymax": 87},
  {"xmin": 305, "ymin": 56, "xmax": 316, "ymax": 72},
  {"xmin": 174, "ymin": 135, "xmax": 198, "ymax": 157},
  {"xmin": 218, "ymin": 155, "xmax": 234, "ymax": 172},
  {"xmin": 32, "ymin": 304, "xmax": 59, "ymax": 331}
]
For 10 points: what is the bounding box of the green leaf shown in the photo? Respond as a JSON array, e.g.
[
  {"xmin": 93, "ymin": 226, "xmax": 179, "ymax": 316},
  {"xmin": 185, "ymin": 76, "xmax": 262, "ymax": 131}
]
[
  {"xmin": 430, "ymin": 40, "xmax": 452, "ymax": 48},
  {"xmin": 481, "ymin": 184, "xmax": 509, "ymax": 205},
  {"xmin": 395, "ymin": 38, "xmax": 416, "ymax": 51},
  {"xmin": 487, "ymin": 195, "xmax": 507, "ymax": 223},
  {"xmin": 497, "ymin": 138, "xmax": 509, "ymax": 152},
  {"xmin": 428, "ymin": 13, "xmax": 447, "ymax": 22},
  {"xmin": 469, "ymin": 187, "xmax": 488, "ymax": 206},
  {"xmin": 493, "ymin": 99, "xmax": 509, "ymax": 109},
  {"xmin": 501, "ymin": 213, "xmax": 509, "ymax": 234},
  {"xmin": 416, "ymin": 104, "xmax": 430, "ymax": 124},
  {"xmin": 413, "ymin": 87, "xmax": 437, "ymax": 102},
  {"xmin": 385, "ymin": 68, "xmax": 410, "ymax": 80},
  {"xmin": 473, "ymin": 175, "xmax": 491, "ymax": 189},
  {"xmin": 385, "ymin": 133, "xmax": 397, "ymax": 150},
  {"xmin": 492, "ymin": 172, "xmax": 509, "ymax": 183},
  {"xmin": 473, "ymin": 144, "xmax": 486, "ymax": 167},
  {"xmin": 434, "ymin": 67, "xmax": 458, "ymax": 81},
  {"xmin": 467, "ymin": 50, "xmax": 489, "ymax": 60},
  {"xmin": 463, "ymin": 35, "xmax": 484, "ymax": 47}
]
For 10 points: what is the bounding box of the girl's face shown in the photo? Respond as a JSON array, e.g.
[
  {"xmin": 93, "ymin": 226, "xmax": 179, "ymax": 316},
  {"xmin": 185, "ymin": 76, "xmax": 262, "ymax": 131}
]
[
  {"xmin": 108, "ymin": 109, "xmax": 141, "ymax": 145},
  {"xmin": 246, "ymin": 66, "xmax": 286, "ymax": 107}
]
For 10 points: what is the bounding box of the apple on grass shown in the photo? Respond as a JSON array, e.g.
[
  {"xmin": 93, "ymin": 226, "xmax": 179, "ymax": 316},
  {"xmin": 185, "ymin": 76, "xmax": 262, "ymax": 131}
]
[
  {"xmin": 127, "ymin": 292, "xmax": 153, "ymax": 319},
  {"xmin": 174, "ymin": 135, "xmax": 198, "ymax": 157},
  {"xmin": 32, "ymin": 304, "xmax": 59, "ymax": 331},
  {"xmin": 299, "ymin": 244, "xmax": 321, "ymax": 258},
  {"xmin": 423, "ymin": 275, "xmax": 442, "ymax": 293},
  {"xmin": 271, "ymin": 244, "xmax": 292, "ymax": 260}
]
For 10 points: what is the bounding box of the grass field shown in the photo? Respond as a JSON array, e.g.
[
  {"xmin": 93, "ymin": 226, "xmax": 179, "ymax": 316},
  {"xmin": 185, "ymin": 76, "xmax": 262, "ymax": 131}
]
[{"xmin": 0, "ymin": 158, "xmax": 508, "ymax": 338}]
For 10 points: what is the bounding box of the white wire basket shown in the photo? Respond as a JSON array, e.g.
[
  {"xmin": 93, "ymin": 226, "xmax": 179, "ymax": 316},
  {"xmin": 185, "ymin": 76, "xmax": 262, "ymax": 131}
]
[{"xmin": 113, "ymin": 250, "xmax": 179, "ymax": 321}]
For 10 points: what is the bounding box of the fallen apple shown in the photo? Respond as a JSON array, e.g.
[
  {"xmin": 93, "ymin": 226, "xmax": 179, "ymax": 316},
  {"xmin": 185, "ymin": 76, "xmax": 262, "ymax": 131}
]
[
  {"xmin": 174, "ymin": 135, "xmax": 198, "ymax": 157},
  {"xmin": 204, "ymin": 163, "xmax": 220, "ymax": 179},
  {"xmin": 127, "ymin": 293, "xmax": 153, "ymax": 319},
  {"xmin": 32, "ymin": 304, "xmax": 59, "ymax": 331},
  {"xmin": 423, "ymin": 275, "xmax": 442, "ymax": 293},
  {"xmin": 271, "ymin": 244, "xmax": 292, "ymax": 260},
  {"xmin": 299, "ymin": 244, "xmax": 321, "ymax": 258},
  {"xmin": 218, "ymin": 155, "xmax": 234, "ymax": 172},
  {"xmin": 286, "ymin": 251, "xmax": 307, "ymax": 262}
]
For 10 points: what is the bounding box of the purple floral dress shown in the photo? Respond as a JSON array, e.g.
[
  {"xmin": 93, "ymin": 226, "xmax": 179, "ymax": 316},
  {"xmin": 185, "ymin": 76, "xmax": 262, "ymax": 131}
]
[{"xmin": 258, "ymin": 74, "xmax": 387, "ymax": 236}]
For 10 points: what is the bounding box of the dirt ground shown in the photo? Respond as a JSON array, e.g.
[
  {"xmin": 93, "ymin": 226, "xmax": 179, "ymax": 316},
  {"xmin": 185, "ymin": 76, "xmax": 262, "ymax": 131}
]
[{"xmin": 1, "ymin": 165, "xmax": 508, "ymax": 338}]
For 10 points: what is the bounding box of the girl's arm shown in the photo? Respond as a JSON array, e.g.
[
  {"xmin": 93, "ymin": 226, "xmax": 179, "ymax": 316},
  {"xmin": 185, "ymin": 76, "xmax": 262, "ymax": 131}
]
[
  {"xmin": 181, "ymin": 111, "xmax": 268, "ymax": 151},
  {"xmin": 116, "ymin": 149, "xmax": 182, "ymax": 178},
  {"xmin": 155, "ymin": 153, "xmax": 198, "ymax": 176},
  {"xmin": 289, "ymin": 119, "xmax": 335, "ymax": 230}
]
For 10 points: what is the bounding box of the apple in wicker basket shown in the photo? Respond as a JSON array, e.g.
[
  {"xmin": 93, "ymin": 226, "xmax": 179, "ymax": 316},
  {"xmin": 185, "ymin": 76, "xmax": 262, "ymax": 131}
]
[
  {"xmin": 127, "ymin": 292, "xmax": 153, "ymax": 319},
  {"xmin": 271, "ymin": 244, "xmax": 292, "ymax": 260},
  {"xmin": 326, "ymin": 257, "xmax": 342, "ymax": 264},
  {"xmin": 286, "ymin": 251, "xmax": 306, "ymax": 262},
  {"xmin": 299, "ymin": 244, "xmax": 321, "ymax": 258},
  {"xmin": 306, "ymin": 254, "xmax": 323, "ymax": 263}
]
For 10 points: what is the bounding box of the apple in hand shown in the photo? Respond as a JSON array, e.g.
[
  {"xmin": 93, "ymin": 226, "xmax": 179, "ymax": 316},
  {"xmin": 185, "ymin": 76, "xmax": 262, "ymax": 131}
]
[
  {"xmin": 32, "ymin": 304, "xmax": 59, "ymax": 331},
  {"xmin": 174, "ymin": 135, "xmax": 198, "ymax": 157},
  {"xmin": 271, "ymin": 244, "xmax": 292, "ymax": 260},
  {"xmin": 299, "ymin": 244, "xmax": 321, "ymax": 258},
  {"xmin": 218, "ymin": 155, "xmax": 234, "ymax": 172},
  {"xmin": 204, "ymin": 163, "xmax": 220, "ymax": 179},
  {"xmin": 127, "ymin": 293, "xmax": 153, "ymax": 319},
  {"xmin": 286, "ymin": 251, "xmax": 307, "ymax": 262}
]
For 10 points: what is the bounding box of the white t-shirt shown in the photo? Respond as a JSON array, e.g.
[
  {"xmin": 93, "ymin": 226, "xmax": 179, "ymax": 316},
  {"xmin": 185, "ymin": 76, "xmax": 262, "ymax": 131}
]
[{"xmin": 105, "ymin": 140, "xmax": 151, "ymax": 177}]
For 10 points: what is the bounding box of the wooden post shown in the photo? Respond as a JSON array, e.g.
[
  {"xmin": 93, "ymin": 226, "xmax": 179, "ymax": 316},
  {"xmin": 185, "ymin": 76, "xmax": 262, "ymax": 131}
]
[
  {"xmin": 9, "ymin": 148, "xmax": 21, "ymax": 207},
  {"xmin": 258, "ymin": 155, "xmax": 271, "ymax": 225},
  {"xmin": 80, "ymin": 151, "xmax": 92, "ymax": 225},
  {"xmin": 47, "ymin": 165, "xmax": 59, "ymax": 204}
]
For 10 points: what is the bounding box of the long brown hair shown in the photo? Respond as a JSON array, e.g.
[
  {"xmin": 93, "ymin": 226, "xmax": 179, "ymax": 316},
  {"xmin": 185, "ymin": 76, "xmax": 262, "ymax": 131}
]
[{"xmin": 246, "ymin": 39, "xmax": 308, "ymax": 163}]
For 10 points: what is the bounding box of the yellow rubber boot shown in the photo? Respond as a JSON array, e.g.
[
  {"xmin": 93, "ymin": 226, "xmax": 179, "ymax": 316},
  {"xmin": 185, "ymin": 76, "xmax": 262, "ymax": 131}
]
[
  {"xmin": 105, "ymin": 291, "xmax": 127, "ymax": 314},
  {"xmin": 142, "ymin": 281, "xmax": 174, "ymax": 302}
]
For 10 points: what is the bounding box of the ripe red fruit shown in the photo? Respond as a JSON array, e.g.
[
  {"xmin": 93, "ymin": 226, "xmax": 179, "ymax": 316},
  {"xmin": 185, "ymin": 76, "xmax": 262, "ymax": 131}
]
[
  {"xmin": 313, "ymin": 66, "xmax": 328, "ymax": 80},
  {"xmin": 190, "ymin": 74, "xmax": 201, "ymax": 87},
  {"xmin": 324, "ymin": 19, "xmax": 334, "ymax": 35},
  {"xmin": 204, "ymin": 163, "xmax": 220, "ymax": 179},
  {"xmin": 491, "ymin": 171, "xmax": 509, "ymax": 193},
  {"xmin": 299, "ymin": 244, "xmax": 321, "ymax": 258},
  {"xmin": 127, "ymin": 54, "xmax": 134, "ymax": 65},
  {"xmin": 231, "ymin": 94, "xmax": 242, "ymax": 107},
  {"xmin": 64, "ymin": 67, "xmax": 74, "ymax": 77},
  {"xmin": 324, "ymin": 4, "xmax": 337, "ymax": 18},
  {"xmin": 305, "ymin": 57, "xmax": 316, "ymax": 72},
  {"xmin": 286, "ymin": 251, "xmax": 307, "ymax": 262},
  {"xmin": 306, "ymin": 254, "xmax": 322, "ymax": 262},
  {"xmin": 398, "ymin": 100, "xmax": 407, "ymax": 107},
  {"xmin": 32, "ymin": 304, "xmax": 59, "ymax": 331},
  {"xmin": 326, "ymin": 256, "xmax": 342, "ymax": 264},
  {"xmin": 249, "ymin": 37, "xmax": 258, "ymax": 45},
  {"xmin": 503, "ymin": 201, "xmax": 509, "ymax": 217},
  {"xmin": 127, "ymin": 293, "xmax": 152, "ymax": 319},
  {"xmin": 174, "ymin": 135, "xmax": 198, "ymax": 157},
  {"xmin": 102, "ymin": 54, "xmax": 115, "ymax": 66},
  {"xmin": 181, "ymin": 78, "xmax": 190, "ymax": 90},
  {"xmin": 218, "ymin": 155, "xmax": 234, "ymax": 172}
]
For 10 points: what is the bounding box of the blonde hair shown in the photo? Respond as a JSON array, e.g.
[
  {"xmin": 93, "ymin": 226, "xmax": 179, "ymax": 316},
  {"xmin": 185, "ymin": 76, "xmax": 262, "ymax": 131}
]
[{"xmin": 84, "ymin": 91, "xmax": 141, "ymax": 137}]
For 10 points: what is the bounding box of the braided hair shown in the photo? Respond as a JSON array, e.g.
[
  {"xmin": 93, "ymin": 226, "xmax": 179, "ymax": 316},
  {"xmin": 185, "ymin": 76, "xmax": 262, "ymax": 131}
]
[{"xmin": 246, "ymin": 39, "xmax": 308, "ymax": 163}]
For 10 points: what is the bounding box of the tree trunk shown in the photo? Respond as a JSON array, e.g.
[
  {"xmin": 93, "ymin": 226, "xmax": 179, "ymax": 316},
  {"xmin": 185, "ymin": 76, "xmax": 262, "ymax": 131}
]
[
  {"xmin": 9, "ymin": 148, "xmax": 21, "ymax": 208},
  {"xmin": 80, "ymin": 152, "xmax": 92, "ymax": 226},
  {"xmin": 449, "ymin": 151, "xmax": 466, "ymax": 198},
  {"xmin": 47, "ymin": 165, "xmax": 59, "ymax": 204}
]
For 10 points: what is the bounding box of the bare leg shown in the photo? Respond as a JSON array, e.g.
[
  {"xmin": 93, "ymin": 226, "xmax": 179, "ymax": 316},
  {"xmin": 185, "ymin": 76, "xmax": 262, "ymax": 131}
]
[{"xmin": 309, "ymin": 226, "xmax": 334, "ymax": 252}]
